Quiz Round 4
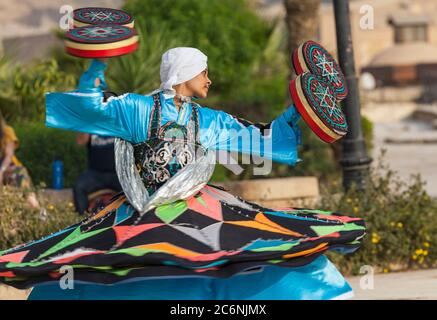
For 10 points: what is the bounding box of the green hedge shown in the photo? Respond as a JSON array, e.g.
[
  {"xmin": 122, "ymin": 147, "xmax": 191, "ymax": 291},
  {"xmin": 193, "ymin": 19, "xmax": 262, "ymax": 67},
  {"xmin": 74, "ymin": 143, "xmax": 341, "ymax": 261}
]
[
  {"xmin": 0, "ymin": 58, "xmax": 76, "ymax": 123},
  {"xmin": 320, "ymin": 155, "xmax": 437, "ymax": 275},
  {"xmin": 13, "ymin": 122, "xmax": 86, "ymax": 188}
]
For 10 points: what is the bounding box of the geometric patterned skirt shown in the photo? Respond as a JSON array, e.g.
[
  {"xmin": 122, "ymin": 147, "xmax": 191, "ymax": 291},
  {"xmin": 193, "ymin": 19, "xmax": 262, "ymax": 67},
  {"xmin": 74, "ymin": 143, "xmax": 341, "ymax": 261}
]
[{"xmin": 0, "ymin": 184, "xmax": 366, "ymax": 292}]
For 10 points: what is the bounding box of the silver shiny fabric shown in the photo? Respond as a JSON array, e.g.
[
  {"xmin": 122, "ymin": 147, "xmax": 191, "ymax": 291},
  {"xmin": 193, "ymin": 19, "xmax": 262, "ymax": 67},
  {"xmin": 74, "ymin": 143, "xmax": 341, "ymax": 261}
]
[{"xmin": 115, "ymin": 138, "xmax": 216, "ymax": 214}]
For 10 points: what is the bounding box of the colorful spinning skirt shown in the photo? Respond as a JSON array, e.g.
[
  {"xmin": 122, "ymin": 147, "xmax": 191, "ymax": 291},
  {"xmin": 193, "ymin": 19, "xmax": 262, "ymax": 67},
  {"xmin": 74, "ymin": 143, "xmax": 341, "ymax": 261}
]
[{"xmin": 0, "ymin": 184, "xmax": 365, "ymax": 298}]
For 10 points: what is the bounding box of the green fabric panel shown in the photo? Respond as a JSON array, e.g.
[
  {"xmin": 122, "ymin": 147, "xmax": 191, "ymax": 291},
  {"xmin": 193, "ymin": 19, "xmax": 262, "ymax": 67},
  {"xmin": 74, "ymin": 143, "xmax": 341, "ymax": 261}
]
[
  {"xmin": 155, "ymin": 201, "xmax": 187, "ymax": 224},
  {"xmin": 250, "ymin": 242, "xmax": 300, "ymax": 252},
  {"xmin": 37, "ymin": 227, "xmax": 111, "ymax": 260},
  {"xmin": 311, "ymin": 223, "xmax": 365, "ymax": 236}
]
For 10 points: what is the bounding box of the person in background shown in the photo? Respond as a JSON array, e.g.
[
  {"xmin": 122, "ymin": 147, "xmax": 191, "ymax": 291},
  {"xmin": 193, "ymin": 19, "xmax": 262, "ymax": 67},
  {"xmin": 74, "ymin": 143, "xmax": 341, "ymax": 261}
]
[
  {"xmin": 0, "ymin": 111, "xmax": 40, "ymax": 208},
  {"xmin": 73, "ymin": 131, "xmax": 122, "ymax": 215}
]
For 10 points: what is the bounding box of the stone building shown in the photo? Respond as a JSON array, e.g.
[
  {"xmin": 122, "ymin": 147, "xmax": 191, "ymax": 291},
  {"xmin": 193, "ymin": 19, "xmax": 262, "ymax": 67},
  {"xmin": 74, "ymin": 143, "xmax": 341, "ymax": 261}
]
[
  {"xmin": 362, "ymin": 13, "xmax": 437, "ymax": 101},
  {"xmin": 319, "ymin": 0, "xmax": 437, "ymax": 103}
]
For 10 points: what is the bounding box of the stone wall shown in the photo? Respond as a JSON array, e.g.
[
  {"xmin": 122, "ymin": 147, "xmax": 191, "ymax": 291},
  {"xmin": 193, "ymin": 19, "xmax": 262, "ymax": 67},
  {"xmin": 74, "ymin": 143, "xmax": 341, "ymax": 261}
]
[
  {"xmin": 41, "ymin": 177, "xmax": 321, "ymax": 209},
  {"xmin": 216, "ymin": 176, "xmax": 320, "ymax": 208}
]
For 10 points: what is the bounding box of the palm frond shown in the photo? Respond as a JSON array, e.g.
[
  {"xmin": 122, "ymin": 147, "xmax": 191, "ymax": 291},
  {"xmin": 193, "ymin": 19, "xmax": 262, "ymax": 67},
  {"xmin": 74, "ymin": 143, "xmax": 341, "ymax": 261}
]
[{"xmin": 106, "ymin": 20, "xmax": 177, "ymax": 94}]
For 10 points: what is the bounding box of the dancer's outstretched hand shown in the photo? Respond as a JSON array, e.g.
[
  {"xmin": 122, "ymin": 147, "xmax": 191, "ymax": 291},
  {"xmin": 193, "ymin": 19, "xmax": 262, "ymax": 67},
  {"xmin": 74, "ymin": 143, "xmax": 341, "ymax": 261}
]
[
  {"xmin": 93, "ymin": 58, "xmax": 109, "ymax": 87},
  {"xmin": 94, "ymin": 77, "xmax": 101, "ymax": 87}
]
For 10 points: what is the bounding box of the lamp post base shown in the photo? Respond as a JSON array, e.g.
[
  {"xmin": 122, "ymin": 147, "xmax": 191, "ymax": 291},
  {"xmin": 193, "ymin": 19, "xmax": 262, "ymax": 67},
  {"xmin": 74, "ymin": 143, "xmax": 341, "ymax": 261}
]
[{"xmin": 340, "ymin": 139, "xmax": 373, "ymax": 190}]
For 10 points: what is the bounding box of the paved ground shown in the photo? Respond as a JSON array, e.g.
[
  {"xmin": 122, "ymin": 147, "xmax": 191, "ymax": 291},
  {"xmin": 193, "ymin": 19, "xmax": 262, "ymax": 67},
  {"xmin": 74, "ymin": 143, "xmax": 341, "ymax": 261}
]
[
  {"xmin": 349, "ymin": 119, "xmax": 437, "ymax": 300},
  {"xmin": 0, "ymin": 285, "xmax": 30, "ymax": 300},
  {"xmin": 372, "ymin": 119, "xmax": 437, "ymax": 197},
  {"xmin": 346, "ymin": 268, "xmax": 437, "ymax": 300}
]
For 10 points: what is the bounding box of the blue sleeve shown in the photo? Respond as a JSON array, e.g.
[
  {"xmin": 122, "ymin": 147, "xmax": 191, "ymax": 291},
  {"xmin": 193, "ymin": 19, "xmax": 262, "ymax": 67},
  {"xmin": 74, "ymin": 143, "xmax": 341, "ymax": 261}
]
[
  {"xmin": 198, "ymin": 104, "xmax": 302, "ymax": 166},
  {"xmin": 45, "ymin": 59, "xmax": 151, "ymax": 143}
]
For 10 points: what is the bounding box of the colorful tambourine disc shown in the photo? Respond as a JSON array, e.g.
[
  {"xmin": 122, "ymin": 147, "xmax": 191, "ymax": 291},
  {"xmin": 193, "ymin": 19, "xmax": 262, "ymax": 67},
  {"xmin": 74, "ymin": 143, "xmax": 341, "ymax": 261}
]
[
  {"xmin": 292, "ymin": 40, "xmax": 348, "ymax": 101},
  {"xmin": 73, "ymin": 7, "xmax": 134, "ymax": 28},
  {"xmin": 65, "ymin": 25, "xmax": 139, "ymax": 58},
  {"xmin": 289, "ymin": 72, "xmax": 348, "ymax": 143}
]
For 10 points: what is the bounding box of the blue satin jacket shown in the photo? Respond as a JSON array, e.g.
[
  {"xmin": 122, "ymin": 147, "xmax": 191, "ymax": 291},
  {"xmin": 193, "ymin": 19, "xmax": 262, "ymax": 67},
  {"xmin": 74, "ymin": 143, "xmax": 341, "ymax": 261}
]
[{"xmin": 45, "ymin": 59, "xmax": 301, "ymax": 166}]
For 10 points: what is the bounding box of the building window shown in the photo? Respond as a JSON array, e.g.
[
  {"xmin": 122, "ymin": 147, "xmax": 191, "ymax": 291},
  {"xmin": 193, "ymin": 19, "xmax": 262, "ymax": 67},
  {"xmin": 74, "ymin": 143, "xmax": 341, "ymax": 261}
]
[{"xmin": 395, "ymin": 24, "xmax": 428, "ymax": 43}]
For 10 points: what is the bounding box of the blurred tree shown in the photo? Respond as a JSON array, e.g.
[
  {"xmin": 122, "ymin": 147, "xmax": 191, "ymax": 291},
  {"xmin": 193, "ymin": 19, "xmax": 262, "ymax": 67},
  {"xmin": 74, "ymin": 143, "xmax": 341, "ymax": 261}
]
[
  {"xmin": 283, "ymin": 0, "xmax": 321, "ymax": 78},
  {"xmin": 0, "ymin": 55, "xmax": 75, "ymax": 123},
  {"xmin": 106, "ymin": 21, "xmax": 177, "ymax": 94},
  {"xmin": 0, "ymin": 55, "xmax": 14, "ymax": 122},
  {"xmin": 123, "ymin": 0, "xmax": 270, "ymax": 95}
]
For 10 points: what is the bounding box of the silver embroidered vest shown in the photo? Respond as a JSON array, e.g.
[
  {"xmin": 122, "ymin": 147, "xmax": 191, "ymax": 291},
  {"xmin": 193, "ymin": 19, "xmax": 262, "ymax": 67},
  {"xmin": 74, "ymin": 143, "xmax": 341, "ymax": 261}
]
[{"xmin": 132, "ymin": 93, "xmax": 207, "ymax": 195}]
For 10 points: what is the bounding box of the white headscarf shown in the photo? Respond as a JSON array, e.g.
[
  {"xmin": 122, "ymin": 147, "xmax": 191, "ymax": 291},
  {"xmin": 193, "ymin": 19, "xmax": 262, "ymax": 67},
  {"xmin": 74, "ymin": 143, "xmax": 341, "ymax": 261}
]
[{"xmin": 158, "ymin": 47, "xmax": 208, "ymax": 95}]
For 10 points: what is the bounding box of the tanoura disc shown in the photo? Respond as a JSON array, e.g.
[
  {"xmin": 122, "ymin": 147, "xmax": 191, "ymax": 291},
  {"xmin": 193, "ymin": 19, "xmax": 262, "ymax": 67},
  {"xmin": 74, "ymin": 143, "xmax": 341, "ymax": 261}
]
[
  {"xmin": 73, "ymin": 7, "xmax": 134, "ymax": 28},
  {"xmin": 292, "ymin": 40, "xmax": 348, "ymax": 101},
  {"xmin": 289, "ymin": 72, "xmax": 348, "ymax": 143},
  {"xmin": 65, "ymin": 25, "xmax": 139, "ymax": 58}
]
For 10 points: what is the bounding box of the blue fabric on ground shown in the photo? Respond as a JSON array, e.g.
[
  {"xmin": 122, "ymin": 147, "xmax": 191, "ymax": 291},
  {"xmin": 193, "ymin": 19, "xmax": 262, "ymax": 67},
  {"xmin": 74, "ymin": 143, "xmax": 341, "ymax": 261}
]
[{"xmin": 28, "ymin": 255, "xmax": 352, "ymax": 300}]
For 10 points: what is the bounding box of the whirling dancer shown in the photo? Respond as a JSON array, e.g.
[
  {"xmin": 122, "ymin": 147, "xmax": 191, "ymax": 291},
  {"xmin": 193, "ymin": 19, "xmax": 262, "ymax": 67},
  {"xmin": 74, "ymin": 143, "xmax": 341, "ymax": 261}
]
[{"xmin": 0, "ymin": 45, "xmax": 365, "ymax": 300}]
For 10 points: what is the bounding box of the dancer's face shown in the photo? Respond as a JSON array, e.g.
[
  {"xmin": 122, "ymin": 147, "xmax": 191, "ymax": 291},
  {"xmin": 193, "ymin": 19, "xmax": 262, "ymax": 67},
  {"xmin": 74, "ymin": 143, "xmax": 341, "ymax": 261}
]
[{"xmin": 175, "ymin": 69, "xmax": 212, "ymax": 99}]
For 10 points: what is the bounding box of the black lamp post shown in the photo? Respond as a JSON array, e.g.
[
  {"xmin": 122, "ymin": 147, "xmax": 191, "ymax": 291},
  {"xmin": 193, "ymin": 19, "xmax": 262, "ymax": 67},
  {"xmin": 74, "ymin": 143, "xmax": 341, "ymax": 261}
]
[{"xmin": 333, "ymin": 0, "xmax": 372, "ymax": 190}]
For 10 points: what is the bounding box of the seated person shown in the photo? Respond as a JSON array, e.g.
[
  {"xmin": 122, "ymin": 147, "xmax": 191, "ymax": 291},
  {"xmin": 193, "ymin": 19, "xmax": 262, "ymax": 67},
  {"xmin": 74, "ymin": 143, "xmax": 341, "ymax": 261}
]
[
  {"xmin": 0, "ymin": 112, "xmax": 40, "ymax": 208},
  {"xmin": 73, "ymin": 132, "xmax": 122, "ymax": 215}
]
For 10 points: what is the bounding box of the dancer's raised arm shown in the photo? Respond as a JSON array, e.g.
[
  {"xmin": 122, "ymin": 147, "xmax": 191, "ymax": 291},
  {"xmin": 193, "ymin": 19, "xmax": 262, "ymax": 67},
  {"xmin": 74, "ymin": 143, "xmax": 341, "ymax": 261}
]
[{"xmin": 45, "ymin": 59, "xmax": 151, "ymax": 143}]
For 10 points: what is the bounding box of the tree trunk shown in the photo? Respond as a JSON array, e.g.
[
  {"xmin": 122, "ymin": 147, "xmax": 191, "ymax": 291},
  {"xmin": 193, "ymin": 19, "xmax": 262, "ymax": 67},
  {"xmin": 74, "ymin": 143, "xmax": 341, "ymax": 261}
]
[{"xmin": 283, "ymin": 0, "xmax": 321, "ymax": 77}]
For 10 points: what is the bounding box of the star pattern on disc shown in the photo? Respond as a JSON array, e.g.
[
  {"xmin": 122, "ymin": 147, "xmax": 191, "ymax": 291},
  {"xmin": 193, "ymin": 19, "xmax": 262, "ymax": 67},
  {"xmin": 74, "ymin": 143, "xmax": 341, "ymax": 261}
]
[
  {"xmin": 315, "ymin": 51, "xmax": 341, "ymax": 85},
  {"xmin": 79, "ymin": 26, "xmax": 123, "ymax": 38},
  {"xmin": 314, "ymin": 83, "xmax": 342, "ymax": 118},
  {"xmin": 84, "ymin": 11, "xmax": 117, "ymax": 22}
]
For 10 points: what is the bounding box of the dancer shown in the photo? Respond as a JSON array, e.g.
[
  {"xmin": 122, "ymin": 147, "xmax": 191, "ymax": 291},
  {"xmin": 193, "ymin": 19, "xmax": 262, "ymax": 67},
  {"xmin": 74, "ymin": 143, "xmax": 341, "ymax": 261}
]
[{"xmin": 0, "ymin": 47, "xmax": 365, "ymax": 300}]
